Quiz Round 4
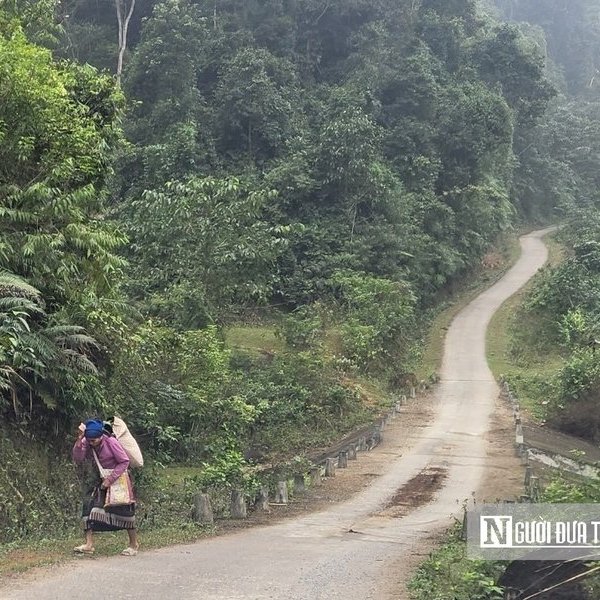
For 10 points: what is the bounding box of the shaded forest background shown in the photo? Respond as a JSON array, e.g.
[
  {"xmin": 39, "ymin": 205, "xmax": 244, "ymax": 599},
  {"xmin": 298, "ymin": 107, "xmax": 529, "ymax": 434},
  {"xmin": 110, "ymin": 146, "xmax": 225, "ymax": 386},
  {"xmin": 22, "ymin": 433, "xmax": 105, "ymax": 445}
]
[{"xmin": 1, "ymin": 0, "xmax": 600, "ymax": 543}]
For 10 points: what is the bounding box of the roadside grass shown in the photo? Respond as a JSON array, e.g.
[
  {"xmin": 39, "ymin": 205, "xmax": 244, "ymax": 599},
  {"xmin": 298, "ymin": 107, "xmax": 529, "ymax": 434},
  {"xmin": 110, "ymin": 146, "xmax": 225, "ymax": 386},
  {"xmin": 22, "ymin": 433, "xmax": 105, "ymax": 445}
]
[
  {"xmin": 160, "ymin": 465, "xmax": 204, "ymax": 484},
  {"xmin": 408, "ymin": 523, "xmax": 505, "ymax": 600},
  {"xmin": 341, "ymin": 374, "xmax": 392, "ymax": 410},
  {"xmin": 0, "ymin": 463, "xmax": 209, "ymax": 580}
]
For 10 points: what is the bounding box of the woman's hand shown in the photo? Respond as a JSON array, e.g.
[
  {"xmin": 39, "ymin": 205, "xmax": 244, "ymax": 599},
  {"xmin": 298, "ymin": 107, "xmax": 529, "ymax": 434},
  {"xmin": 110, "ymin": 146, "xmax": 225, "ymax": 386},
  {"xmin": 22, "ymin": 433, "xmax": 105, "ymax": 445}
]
[{"xmin": 101, "ymin": 479, "xmax": 111, "ymax": 489}]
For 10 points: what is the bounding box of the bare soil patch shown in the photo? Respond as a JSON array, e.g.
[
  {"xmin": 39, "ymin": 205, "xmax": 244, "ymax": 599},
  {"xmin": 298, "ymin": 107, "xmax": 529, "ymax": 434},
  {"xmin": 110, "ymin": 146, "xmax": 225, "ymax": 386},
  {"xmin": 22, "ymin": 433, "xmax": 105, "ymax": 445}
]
[{"xmin": 377, "ymin": 466, "xmax": 448, "ymax": 518}]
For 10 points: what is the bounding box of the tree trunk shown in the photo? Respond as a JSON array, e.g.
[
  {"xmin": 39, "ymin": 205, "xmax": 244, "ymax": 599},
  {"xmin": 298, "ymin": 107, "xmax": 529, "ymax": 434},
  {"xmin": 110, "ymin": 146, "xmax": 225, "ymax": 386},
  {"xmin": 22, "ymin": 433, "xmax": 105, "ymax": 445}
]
[{"xmin": 115, "ymin": 0, "xmax": 136, "ymax": 84}]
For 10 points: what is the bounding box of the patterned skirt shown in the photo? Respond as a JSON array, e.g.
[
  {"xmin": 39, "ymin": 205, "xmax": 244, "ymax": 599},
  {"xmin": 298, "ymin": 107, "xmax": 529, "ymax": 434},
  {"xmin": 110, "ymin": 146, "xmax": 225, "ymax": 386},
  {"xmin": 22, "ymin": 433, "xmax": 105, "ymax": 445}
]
[{"xmin": 82, "ymin": 485, "xmax": 136, "ymax": 531}]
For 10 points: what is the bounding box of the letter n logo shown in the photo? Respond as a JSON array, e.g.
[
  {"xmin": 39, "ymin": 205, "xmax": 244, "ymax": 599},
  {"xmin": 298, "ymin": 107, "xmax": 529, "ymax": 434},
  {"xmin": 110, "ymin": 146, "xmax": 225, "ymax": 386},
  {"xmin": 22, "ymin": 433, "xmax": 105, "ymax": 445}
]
[{"xmin": 481, "ymin": 516, "xmax": 512, "ymax": 547}]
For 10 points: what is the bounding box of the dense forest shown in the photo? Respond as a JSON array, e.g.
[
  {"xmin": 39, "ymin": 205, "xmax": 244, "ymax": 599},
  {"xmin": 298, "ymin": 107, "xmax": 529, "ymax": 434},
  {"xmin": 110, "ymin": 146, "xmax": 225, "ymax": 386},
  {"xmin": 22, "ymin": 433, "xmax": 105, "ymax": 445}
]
[
  {"xmin": 1, "ymin": 0, "xmax": 599, "ymax": 549},
  {"xmin": 490, "ymin": 0, "xmax": 600, "ymax": 447}
]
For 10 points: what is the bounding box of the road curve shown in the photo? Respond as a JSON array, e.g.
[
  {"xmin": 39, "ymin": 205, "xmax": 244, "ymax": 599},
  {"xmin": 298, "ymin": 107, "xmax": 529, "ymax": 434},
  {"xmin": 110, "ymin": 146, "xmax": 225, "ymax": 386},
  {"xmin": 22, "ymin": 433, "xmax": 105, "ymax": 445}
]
[{"xmin": 3, "ymin": 228, "xmax": 554, "ymax": 600}]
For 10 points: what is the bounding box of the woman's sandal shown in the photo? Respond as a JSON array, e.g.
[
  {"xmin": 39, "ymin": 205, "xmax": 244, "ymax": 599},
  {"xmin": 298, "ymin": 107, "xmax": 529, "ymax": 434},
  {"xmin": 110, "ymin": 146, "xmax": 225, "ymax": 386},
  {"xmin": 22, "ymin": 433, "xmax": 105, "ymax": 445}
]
[
  {"xmin": 121, "ymin": 546, "xmax": 139, "ymax": 556},
  {"xmin": 73, "ymin": 545, "xmax": 95, "ymax": 555}
]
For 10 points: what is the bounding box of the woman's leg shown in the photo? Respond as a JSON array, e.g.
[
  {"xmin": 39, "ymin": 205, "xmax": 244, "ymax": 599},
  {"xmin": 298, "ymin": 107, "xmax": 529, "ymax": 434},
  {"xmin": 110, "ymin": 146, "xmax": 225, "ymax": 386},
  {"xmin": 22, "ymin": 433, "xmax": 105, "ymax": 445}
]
[
  {"xmin": 74, "ymin": 529, "xmax": 95, "ymax": 553},
  {"xmin": 126, "ymin": 528, "xmax": 139, "ymax": 550}
]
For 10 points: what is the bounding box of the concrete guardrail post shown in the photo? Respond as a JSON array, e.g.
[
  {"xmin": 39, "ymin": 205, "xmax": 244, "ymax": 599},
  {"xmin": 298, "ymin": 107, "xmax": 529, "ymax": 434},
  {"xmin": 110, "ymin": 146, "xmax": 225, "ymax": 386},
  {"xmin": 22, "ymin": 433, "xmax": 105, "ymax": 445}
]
[
  {"xmin": 293, "ymin": 473, "xmax": 306, "ymax": 493},
  {"xmin": 516, "ymin": 423, "xmax": 524, "ymax": 445},
  {"xmin": 274, "ymin": 480, "xmax": 289, "ymax": 504},
  {"xmin": 309, "ymin": 466, "xmax": 322, "ymax": 486},
  {"xmin": 256, "ymin": 485, "xmax": 270, "ymax": 511},
  {"xmin": 524, "ymin": 465, "xmax": 532, "ymax": 488},
  {"xmin": 230, "ymin": 489, "xmax": 247, "ymax": 519},
  {"xmin": 325, "ymin": 457, "xmax": 336, "ymax": 477},
  {"xmin": 192, "ymin": 492, "xmax": 214, "ymax": 525},
  {"xmin": 338, "ymin": 451, "xmax": 348, "ymax": 468}
]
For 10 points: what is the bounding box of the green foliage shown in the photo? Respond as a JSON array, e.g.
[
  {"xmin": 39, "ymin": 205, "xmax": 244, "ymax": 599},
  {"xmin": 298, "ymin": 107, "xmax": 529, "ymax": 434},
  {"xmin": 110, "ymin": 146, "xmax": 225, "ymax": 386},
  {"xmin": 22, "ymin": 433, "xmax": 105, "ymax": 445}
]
[
  {"xmin": 214, "ymin": 47, "xmax": 299, "ymax": 162},
  {"xmin": 276, "ymin": 306, "xmax": 324, "ymax": 350},
  {"xmin": 1, "ymin": 0, "xmax": 62, "ymax": 46},
  {"xmin": 105, "ymin": 323, "xmax": 237, "ymax": 462},
  {"xmin": 0, "ymin": 24, "xmax": 126, "ymax": 427},
  {"xmin": 559, "ymin": 309, "xmax": 600, "ymax": 351},
  {"xmin": 194, "ymin": 449, "xmax": 256, "ymax": 493},
  {"xmin": 542, "ymin": 477, "xmax": 600, "ymax": 504},
  {"xmin": 0, "ymin": 24, "xmax": 126, "ymax": 307},
  {"xmin": 494, "ymin": 0, "xmax": 600, "ymax": 96},
  {"xmin": 547, "ymin": 349, "xmax": 600, "ymax": 440},
  {"xmin": 437, "ymin": 83, "xmax": 514, "ymax": 188},
  {"xmin": 330, "ymin": 271, "xmax": 416, "ymax": 374},
  {"xmin": 0, "ymin": 433, "xmax": 81, "ymax": 543},
  {"xmin": 112, "ymin": 0, "xmax": 560, "ymax": 319},
  {"xmin": 507, "ymin": 208, "xmax": 600, "ymax": 440},
  {"xmin": 409, "ymin": 523, "xmax": 504, "ymax": 600},
  {"xmin": 122, "ymin": 0, "xmax": 213, "ymax": 187},
  {"xmin": 475, "ymin": 24, "xmax": 556, "ymax": 125},
  {"xmin": 526, "ymin": 260, "xmax": 600, "ymax": 326},
  {"xmin": 237, "ymin": 350, "xmax": 367, "ymax": 455},
  {"xmin": 121, "ymin": 176, "xmax": 290, "ymax": 324}
]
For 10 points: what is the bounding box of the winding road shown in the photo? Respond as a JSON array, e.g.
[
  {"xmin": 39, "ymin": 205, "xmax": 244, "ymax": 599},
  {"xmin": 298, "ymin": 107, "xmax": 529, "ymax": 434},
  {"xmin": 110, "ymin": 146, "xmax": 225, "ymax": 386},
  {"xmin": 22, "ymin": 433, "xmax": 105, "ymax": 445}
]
[{"xmin": 3, "ymin": 228, "xmax": 554, "ymax": 600}]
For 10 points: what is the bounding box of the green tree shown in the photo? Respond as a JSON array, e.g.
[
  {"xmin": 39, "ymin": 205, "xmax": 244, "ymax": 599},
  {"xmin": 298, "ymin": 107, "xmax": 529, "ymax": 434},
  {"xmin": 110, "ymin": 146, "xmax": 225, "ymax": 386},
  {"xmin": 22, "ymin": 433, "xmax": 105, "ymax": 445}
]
[
  {"xmin": 475, "ymin": 24, "xmax": 556, "ymax": 126},
  {"xmin": 122, "ymin": 176, "xmax": 290, "ymax": 325},
  {"xmin": 0, "ymin": 19, "xmax": 125, "ymax": 426},
  {"xmin": 214, "ymin": 47, "xmax": 299, "ymax": 162}
]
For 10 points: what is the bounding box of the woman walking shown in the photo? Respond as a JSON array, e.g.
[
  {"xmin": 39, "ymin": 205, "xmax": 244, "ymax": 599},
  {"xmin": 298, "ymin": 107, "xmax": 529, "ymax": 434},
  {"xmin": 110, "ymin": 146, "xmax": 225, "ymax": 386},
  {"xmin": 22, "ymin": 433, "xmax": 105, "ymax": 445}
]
[{"xmin": 72, "ymin": 419, "xmax": 139, "ymax": 556}]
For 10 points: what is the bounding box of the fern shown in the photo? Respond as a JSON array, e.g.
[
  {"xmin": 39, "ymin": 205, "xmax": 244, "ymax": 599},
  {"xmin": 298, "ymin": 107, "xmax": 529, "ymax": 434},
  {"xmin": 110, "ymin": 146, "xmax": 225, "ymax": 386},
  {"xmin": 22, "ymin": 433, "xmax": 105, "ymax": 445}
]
[{"xmin": 0, "ymin": 271, "xmax": 41, "ymax": 300}]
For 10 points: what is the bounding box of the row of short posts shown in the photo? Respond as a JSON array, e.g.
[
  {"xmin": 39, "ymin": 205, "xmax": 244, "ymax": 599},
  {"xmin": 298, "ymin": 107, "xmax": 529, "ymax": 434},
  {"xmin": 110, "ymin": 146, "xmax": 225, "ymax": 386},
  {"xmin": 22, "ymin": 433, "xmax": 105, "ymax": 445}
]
[
  {"xmin": 191, "ymin": 389, "xmax": 414, "ymax": 524},
  {"xmin": 502, "ymin": 378, "xmax": 542, "ymax": 502}
]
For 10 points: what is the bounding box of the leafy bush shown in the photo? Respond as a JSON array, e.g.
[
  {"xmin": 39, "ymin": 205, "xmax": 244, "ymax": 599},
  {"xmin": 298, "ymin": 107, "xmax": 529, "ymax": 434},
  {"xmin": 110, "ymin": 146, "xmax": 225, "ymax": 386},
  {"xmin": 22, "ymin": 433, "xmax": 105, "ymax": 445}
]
[
  {"xmin": 329, "ymin": 271, "xmax": 417, "ymax": 375},
  {"xmin": 409, "ymin": 524, "xmax": 504, "ymax": 600},
  {"xmin": 526, "ymin": 260, "xmax": 600, "ymax": 323},
  {"xmin": 236, "ymin": 350, "xmax": 367, "ymax": 456},
  {"xmin": 276, "ymin": 305, "xmax": 324, "ymax": 350},
  {"xmin": 546, "ymin": 349, "xmax": 600, "ymax": 440},
  {"xmin": 0, "ymin": 434, "xmax": 81, "ymax": 543},
  {"xmin": 557, "ymin": 349, "xmax": 600, "ymax": 403},
  {"xmin": 542, "ymin": 477, "xmax": 600, "ymax": 504}
]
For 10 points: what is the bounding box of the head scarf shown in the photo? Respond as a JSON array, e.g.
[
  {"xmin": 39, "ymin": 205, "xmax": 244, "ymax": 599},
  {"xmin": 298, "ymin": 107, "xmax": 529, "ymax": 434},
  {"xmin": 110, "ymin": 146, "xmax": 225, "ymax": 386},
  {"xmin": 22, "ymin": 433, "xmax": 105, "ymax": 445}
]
[{"xmin": 84, "ymin": 419, "xmax": 104, "ymax": 439}]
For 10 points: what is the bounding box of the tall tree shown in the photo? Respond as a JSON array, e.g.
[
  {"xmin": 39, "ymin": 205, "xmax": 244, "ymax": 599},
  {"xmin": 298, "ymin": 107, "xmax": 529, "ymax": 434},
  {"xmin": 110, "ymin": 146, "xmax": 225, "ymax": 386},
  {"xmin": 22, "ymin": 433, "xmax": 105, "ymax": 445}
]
[{"xmin": 115, "ymin": 0, "xmax": 136, "ymax": 82}]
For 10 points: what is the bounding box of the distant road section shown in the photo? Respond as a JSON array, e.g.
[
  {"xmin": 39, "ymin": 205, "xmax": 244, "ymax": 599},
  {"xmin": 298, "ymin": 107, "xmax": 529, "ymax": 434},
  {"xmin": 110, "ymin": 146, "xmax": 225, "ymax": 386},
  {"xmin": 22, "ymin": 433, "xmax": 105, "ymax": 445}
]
[{"xmin": 3, "ymin": 228, "xmax": 554, "ymax": 600}]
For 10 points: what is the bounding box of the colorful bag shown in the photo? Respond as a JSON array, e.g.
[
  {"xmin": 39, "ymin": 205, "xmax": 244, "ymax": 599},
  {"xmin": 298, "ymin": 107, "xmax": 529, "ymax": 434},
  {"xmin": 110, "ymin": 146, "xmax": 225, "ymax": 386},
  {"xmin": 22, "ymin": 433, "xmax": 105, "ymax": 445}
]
[
  {"xmin": 92, "ymin": 449, "xmax": 134, "ymax": 508},
  {"xmin": 104, "ymin": 471, "xmax": 134, "ymax": 508}
]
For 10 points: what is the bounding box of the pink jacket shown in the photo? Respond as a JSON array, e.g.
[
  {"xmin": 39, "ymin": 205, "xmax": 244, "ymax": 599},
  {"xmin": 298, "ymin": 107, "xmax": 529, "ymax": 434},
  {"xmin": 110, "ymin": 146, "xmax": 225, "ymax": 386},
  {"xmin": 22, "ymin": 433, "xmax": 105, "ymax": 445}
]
[{"xmin": 72, "ymin": 435, "xmax": 129, "ymax": 487}]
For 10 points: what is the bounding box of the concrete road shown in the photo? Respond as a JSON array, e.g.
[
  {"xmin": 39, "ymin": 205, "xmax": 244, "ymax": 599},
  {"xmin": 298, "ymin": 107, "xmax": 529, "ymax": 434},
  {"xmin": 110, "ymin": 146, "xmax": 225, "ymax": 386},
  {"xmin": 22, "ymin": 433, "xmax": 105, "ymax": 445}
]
[{"xmin": 2, "ymin": 228, "xmax": 554, "ymax": 600}]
